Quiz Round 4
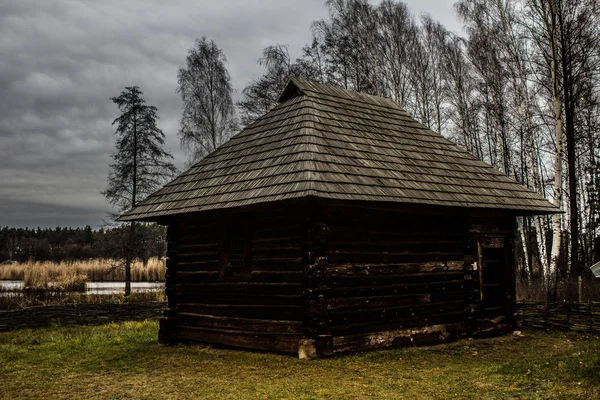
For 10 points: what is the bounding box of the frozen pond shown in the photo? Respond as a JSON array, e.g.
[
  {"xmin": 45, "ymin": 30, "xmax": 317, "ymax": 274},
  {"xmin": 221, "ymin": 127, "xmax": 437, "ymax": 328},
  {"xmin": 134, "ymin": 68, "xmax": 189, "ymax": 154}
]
[
  {"xmin": 0, "ymin": 280, "xmax": 164, "ymax": 295},
  {"xmin": 86, "ymin": 281, "xmax": 164, "ymax": 294}
]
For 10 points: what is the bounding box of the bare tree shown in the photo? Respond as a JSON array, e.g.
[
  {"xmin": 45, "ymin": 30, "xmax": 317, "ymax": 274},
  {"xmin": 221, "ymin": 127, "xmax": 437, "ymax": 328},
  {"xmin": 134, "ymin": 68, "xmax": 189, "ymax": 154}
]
[
  {"xmin": 177, "ymin": 37, "xmax": 237, "ymax": 164},
  {"xmin": 376, "ymin": 0, "xmax": 417, "ymax": 108}
]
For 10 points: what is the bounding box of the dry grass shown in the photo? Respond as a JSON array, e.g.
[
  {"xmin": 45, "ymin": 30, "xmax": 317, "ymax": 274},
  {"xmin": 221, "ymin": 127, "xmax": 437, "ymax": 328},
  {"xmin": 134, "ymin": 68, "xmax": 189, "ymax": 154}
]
[
  {"xmin": 0, "ymin": 258, "xmax": 166, "ymax": 284},
  {"xmin": 22, "ymin": 263, "xmax": 88, "ymax": 292}
]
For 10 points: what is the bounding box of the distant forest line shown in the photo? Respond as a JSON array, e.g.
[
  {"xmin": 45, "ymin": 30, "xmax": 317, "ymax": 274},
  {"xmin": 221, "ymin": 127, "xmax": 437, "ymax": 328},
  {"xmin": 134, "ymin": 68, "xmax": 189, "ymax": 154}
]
[{"xmin": 0, "ymin": 225, "xmax": 166, "ymax": 264}]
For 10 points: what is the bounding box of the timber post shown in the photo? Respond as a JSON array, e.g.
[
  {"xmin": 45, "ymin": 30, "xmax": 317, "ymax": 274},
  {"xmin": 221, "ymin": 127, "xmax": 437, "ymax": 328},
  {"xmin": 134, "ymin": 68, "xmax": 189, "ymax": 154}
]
[
  {"xmin": 463, "ymin": 214, "xmax": 478, "ymax": 337},
  {"xmin": 159, "ymin": 222, "xmax": 179, "ymax": 344},
  {"xmin": 505, "ymin": 217, "xmax": 518, "ymax": 328},
  {"xmin": 463, "ymin": 252, "xmax": 477, "ymax": 337},
  {"xmin": 303, "ymin": 256, "xmax": 332, "ymax": 358},
  {"xmin": 301, "ymin": 203, "xmax": 332, "ymax": 358}
]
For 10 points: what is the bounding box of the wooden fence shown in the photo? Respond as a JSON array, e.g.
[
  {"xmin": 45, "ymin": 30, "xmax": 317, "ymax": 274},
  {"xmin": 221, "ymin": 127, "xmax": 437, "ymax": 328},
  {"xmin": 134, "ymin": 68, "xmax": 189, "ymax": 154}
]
[
  {"xmin": 2, "ymin": 300, "xmax": 598, "ymax": 336},
  {"xmin": 0, "ymin": 302, "xmax": 166, "ymax": 332},
  {"xmin": 517, "ymin": 301, "xmax": 600, "ymax": 334}
]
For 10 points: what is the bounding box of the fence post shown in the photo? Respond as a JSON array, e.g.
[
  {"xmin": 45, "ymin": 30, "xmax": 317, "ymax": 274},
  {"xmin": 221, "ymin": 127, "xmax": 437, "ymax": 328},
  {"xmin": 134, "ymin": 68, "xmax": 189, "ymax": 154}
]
[{"xmin": 590, "ymin": 301, "xmax": 593, "ymax": 334}]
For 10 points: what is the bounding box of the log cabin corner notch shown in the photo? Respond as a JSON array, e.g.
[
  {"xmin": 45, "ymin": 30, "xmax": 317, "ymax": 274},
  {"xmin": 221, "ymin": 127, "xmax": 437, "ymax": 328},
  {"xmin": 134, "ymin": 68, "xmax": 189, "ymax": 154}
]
[{"xmin": 118, "ymin": 78, "xmax": 559, "ymax": 357}]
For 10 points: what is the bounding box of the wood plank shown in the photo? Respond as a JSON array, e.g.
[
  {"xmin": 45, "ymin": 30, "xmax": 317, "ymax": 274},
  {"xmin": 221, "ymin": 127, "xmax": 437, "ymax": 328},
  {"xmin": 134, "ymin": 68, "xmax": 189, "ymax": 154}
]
[
  {"xmin": 177, "ymin": 282, "xmax": 304, "ymax": 296},
  {"xmin": 252, "ymin": 247, "xmax": 302, "ymax": 259},
  {"xmin": 177, "ymin": 242, "xmax": 219, "ymax": 251},
  {"xmin": 176, "ymin": 253, "xmax": 220, "ymax": 263},
  {"xmin": 252, "ymin": 257, "xmax": 304, "ymax": 267},
  {"xmin": 176, "ymin": 326, "xmax": 302, "ymax": 354},
  {"xmin": 177, "ymin": 312, "xmax": 303, "ymax": 334},
  {"xmin": 329, "ymin": 311, "xmax": 466, "ymax": 336},
  {"xmin": 249, "ymin": 271, "xmax": 304, "ymax": 283},
  {"xmin": 176, "ymin": 260, "xmax": 220, "ymax": 272},
  {"xmin": 326, "ymin": 262, "xmax": 464, "ymax": 276},
  {"xmin": 326, "ymin": 252, "xmax": 464, "ymax": 264},
  {"xmin": 176, "ymin": 303, "xmax": 304, "ymax": 320},
  {"xmin": 332, "ymin": 322, "xmax": 466, "ymax": 353},
  {"xmin": 174, "ymin": 294, "xmax": 303, "ymax": 306},
  {"xmin": 251, "ymin": 262, "xmax": 305, "ymax": 272},
  {"xmin": 325, "ymin": 241, "xmax": 464, "ymax": 254},
  {"xmin": 326, "ymin": 280, "xmax": 466, "ymax": 298},
  {"xmin": 326, "ymin": 271, "xmax": 464, "ymax": 287},
  {"xmin": 327, "ymin": 290, "xmax": 465, "ymax": 311},
  {"xmin": 328, "ymin": 300, "xmax": 465, "ymax": 326}
]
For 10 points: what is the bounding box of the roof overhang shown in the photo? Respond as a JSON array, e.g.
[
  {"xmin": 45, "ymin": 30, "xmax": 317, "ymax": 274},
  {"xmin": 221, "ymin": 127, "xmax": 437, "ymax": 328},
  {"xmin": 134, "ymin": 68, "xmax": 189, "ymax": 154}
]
[{"xmin": 590, "ymin": 261, "xmax": 600, "ymax": 278}]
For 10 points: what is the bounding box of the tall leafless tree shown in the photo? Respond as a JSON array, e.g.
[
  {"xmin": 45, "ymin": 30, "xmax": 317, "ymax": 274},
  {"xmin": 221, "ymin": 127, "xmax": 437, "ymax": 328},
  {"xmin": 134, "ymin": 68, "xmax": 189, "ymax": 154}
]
[{"xmin": 177, "ymin": 37, "xmax": 238, "ymax": 165}]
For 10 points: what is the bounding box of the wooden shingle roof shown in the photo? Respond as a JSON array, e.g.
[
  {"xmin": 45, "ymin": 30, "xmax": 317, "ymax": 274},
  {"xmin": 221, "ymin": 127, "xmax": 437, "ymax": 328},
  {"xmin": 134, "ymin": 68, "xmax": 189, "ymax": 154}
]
[{"xmin": 119, "ymin": 78, "xmax": 558, "ymax": 221}]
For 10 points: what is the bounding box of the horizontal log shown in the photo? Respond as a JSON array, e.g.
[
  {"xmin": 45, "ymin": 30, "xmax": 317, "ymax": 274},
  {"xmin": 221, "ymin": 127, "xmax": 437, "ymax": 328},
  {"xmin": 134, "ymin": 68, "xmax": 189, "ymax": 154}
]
[
  {"xmin": 332, "ymin": 322, "xmax": 466, "ymax": 353},
  {"xmin": 252, "ymin": 235, "xmax": 302, "ymax": 245},
  {"xmin": 326, "ymin": 280, "xmax": 466, "ymax": 298},
  {"xmin": 327, "ymin": 290, "xmax": 466, "ymax": 311},
  {"xmin": 176, "ymin": 303, "xmax": 303, "ymax": 321},
  {"xmin": 174, "ymin": 294, "xmax": 303, "ymax": 306},
  {"xmin": 324, "ymin": 213, "xmax": 463, "ymax": 227},
  {"xmin": 176, "ymin": 253, "xmax": 220, "ymax": 264},
  {"xmin": 177, "ymin": 250, "xmax": 220, "ymax": 260},
  {"xmin": 176, "ymin": 282, "xmax": 304, "ymax": 296},
  {"xmin": 177, "ymin": 235, "xmax": 219, "ymax": 246},
  {"xmin": 328, "ymin": 300, "xmax": 465, "ymax": 326},
  {"xmin": 252, "ymin": 247, "xmax": 302, "ymax": 259},
  {"xmin": 176, "ymin": 260, "xmax": 220, "ymax": 272},
  {"xmin": 179, "ymin": 221, "xmax": 219, "ymax": 230},
  {"xmin": 252, "ymin": 257, "xmax": 304, "ymax": 269},
  {"xmin": 327, "ymin": 230, "xmax": 464, "ymax": 242},
  {"xmin": 177, "ymin": 312, "xmax": 303, "ymax": 334},
  {"xmin": 176, "ymin": 271, "xmax": 220, "ymax": 283},
  {"xmin": 331, "ymin": 311, "xmax": 467, "ymax": 336},
  {"xmin": 253, "ymin": 223, "xmax": 304, "ymax": 238},
  {"xmin": 251, "ymin": 262, "xmax": 305, "ymax": 272},
  {"xmin": 176, "ymin": 325, "xmax": 301, "ymax": 354},
  {"xmin": 326, "ymin": 262, "xmax": 464, "ymax": 276},
  {"xmin": 325, "ymin": 271, "xmax": 464, "ymax": 287},
  {"xmin": 326, "ymin": 241, "xmax": 464, "ymax": 254},
  {"xmin": 177, "ymin": 242, "xmax": 219, "ymax": 252},
  {"xmin": 249, "ymin": 271, "xmax": 304, "ymax": 283},
  {"xmin": 326, "ymin": 252, "xmax": 464, "ymax": 265}
]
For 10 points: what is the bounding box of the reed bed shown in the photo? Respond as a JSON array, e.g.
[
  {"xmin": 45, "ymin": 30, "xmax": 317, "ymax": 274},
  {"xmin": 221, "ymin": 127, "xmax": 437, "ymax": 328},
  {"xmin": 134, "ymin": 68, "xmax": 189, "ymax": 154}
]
[{"xmin": 0, "ymin": 258, "xmax": 166, "ymax": 284}]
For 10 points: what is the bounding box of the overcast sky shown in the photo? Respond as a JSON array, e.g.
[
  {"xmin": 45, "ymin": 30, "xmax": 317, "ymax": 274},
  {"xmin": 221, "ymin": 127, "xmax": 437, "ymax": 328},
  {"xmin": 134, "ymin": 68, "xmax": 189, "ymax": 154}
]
[{"xmin": 0, "ymin": 0, "xmax": 460, "ymax": 229}]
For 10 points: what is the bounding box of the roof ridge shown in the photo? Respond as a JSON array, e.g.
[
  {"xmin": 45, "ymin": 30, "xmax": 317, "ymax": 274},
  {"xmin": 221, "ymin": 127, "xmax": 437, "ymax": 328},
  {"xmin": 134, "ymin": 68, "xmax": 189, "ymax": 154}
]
[{"xmin": 284, "ymin": 77, "xmax": 402, "ymax": 111}]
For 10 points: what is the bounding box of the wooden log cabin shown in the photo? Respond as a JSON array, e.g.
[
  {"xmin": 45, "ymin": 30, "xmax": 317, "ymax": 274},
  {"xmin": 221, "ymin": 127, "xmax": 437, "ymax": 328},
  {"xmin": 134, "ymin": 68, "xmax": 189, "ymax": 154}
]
[{"xmin": 119, "ymin": 78, "xmax": 558, "ymax": 357}]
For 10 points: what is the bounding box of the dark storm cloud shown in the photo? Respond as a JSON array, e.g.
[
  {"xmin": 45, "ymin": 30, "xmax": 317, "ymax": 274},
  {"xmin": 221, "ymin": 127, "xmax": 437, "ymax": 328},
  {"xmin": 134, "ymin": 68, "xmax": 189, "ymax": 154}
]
[{"xmin": 0, "ymin": 0, "xmax": 457, "ymax": 228}]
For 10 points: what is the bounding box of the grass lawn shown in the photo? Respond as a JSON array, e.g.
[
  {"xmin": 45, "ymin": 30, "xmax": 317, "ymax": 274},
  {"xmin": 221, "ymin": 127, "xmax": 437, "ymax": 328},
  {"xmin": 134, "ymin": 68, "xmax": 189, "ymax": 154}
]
[{"xmin": 0, "ymin": 321, "xmax": 598, "ymax": 399}]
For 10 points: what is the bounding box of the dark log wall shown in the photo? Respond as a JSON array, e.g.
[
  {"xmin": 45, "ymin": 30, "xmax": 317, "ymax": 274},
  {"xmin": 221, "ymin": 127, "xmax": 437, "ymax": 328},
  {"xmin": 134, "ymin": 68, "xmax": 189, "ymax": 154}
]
[
  {"xmin": 159, "ymin": 206, "xmax": 305, "ymax": 353},
  {"xmin": 309, "ymin": 203, "xmax": 518, "ymax": 354},
  {"xmin": 318, "ymin": 204, "xmax": 471, "ymax": 353},
  {"xmin": 470, "ymin": 210, "xmax": 517, "ymax": 335},
  {"xmin": 159, "ymin": 201, "xmax": 518, "ymax": 356}
]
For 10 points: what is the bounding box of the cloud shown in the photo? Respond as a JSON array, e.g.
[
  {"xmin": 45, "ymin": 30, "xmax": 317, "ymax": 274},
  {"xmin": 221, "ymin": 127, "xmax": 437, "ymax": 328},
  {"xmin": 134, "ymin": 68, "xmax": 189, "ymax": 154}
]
[{"xmin": 0, "ymin": 0, "xmax": 458, "ymax": 228}]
